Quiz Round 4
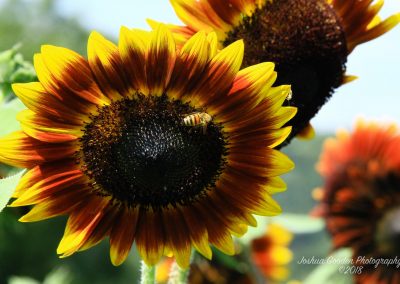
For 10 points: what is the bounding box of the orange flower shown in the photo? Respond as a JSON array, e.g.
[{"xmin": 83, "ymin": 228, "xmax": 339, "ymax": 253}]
[
  {"xmin": 251, "ymin": 223, "xmax": 293, "ymax": 282},
  {"xmin": 316, "ymin": 120, "xmax": 400, "ymax": 284}
]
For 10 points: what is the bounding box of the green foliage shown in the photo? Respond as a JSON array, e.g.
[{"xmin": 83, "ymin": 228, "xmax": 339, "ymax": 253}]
[
  {"xmin": 0, "ymin": 97, "xmax": 26, "ymax": 137},
  {"xmin": 0, "ymin": 0, "xmax": 90, "ymax": 60},
  {"xmin": 0, "ymin": 45, "xmax": 36, "ymax": 101},
  {"xmin": 278, "ymin": 136, "xmax": 328, "ymax": 214},
  {"xmin": 8, "ymin": 267, "xmax": 72, "ymax": 284},
  {"xmin": 0, "ymin": 45, "xmax": 32, "ymax": 177}
]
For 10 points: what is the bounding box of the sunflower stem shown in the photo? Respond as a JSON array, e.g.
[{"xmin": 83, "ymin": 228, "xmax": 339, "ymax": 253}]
[
  {"xmin": 167, "ymin": 261, "xmax": 190, "ymax": 284},
  {"xmin": 167, "ymin": 252, "xmax": 194, "ymax": 284},
  {"xmin": 140, "ymin": 261, "xmax": 155, "ymax": 284}
]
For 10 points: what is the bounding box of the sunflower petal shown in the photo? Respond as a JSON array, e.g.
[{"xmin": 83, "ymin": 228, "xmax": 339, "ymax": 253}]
[
  {"xmin": 162, "ymin": 207, "xmax": 192, "ymax": 268},
  {"xmin": 190, "ymin": 40, "xmax": 243, "ymax": 107},
  {"xmin": 12, "ymin": 82, "xmax": 88, "ymax": 125},
  {"xmin": 35, "ymin": 46, "xmax": 109, "ymax": 106},
  {"xmin": 19, "ymin": 187, "xmax": 90, "ymax": 222},
  {"xmin": 167, "ymin": 31, "xmax": 210, "ymax": 99},
  {"xmin": 17, "ymin": 109, "xmax": 81, "ymax": 143},
  {"xmin": 136, "ymin": 208, "xmax": 165, "ymax": 265},
  {"xmin": 0, "ymin": 131, "xmax": 77, "ymax": 168},
  {"xmin": 119, "ymin": 26, "xmax": 148, "ymax": 94},
  {"xmin": 88, "ymin": 31, "xmax": 131, "ymax": 100},
  {"xmin": 109, "ymin": 206, "xmax": 138, "ymax": 266},
  {"xmin": 57, "ymin": 196, "xmax": 110, "ymax": 257},
  {"xmin": 146, "ymin": 24, "xmax": 176, "ymax": 95}
]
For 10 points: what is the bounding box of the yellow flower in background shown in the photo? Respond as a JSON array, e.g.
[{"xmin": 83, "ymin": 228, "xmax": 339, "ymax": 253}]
[
  {"xmin": 316, "ymin": 120, "xmax": 400, "ymax": 284},
  {"xmin": 0, "ymin": 24, "xmax": 296, "ymax": 268},
  {"xmin": 156, "ymin": 257, "xmax": 174, "ymax": 283},
  {"xmin": 150, "ymin": 0, "xmax": 399, "ymax": 145},
  {"xmin": 251, "ymin": 223, "xmax": 293, "ymax": 282}
]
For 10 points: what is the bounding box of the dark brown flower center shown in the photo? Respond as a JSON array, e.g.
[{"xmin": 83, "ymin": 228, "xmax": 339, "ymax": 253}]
[
  {"xmin": 224, "ymin": 0, "xmax": 347, "ymax": 145},
  {"xmin": 78, "ymin": 93, "xmax": 226, "ymax": 209}
]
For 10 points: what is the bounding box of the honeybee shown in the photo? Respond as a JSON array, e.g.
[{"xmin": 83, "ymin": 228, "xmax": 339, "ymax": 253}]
[{"xmin": 183, "ymin": 112, "xmax": 212, "ymax": 134}]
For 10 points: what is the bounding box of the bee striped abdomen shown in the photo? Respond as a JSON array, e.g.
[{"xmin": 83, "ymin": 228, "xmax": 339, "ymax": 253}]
[{"xmin": 183, "ymin": 113, "xmax": 201, "ymax": 126}]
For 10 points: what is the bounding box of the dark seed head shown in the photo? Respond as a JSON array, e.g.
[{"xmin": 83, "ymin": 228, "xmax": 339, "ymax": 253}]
[
  {"xmin": 79, "ymin": 94, "xmax": 226, "ymax": 210},
  {"xmin": 224, "ymin": 0, "xmax": 348, "ymax": 145}
]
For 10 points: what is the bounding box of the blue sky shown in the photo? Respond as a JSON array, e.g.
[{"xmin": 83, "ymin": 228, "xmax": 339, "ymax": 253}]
[{"xmin": 55, "ymin": 0, "xmax": 400, "ymax": 133}]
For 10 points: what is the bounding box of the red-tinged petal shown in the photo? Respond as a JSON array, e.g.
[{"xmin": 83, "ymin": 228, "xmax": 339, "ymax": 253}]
[
  {"xmin": 146, "ymin": 24, "xmax": 176, "ymax": 95},
  {"xmin": 170, "ymin": 0, "xmax": 219, "ymax": 33},
  {"xmin": 189, "ymin": 40, "xmax": 244, "ymax": 107},
  {"xmin": 167, "ymin": 31, "xmax": 210, "ymax": 100},
  {"xmin": 35, "ymin": 46, "xmax": 110, "ymax": 108},
  {"xmin": 209, "ymin": 230, "xmax": 235, "ymax": 255},
  {"xmin": 229, "ymin": 147, "xmax": 294, "ymax": 177},
  {"xmin": 12, "ymin": 82, "xmax": 88, "ymax": 125},
  {"xmin": 13, "ymin": 159, "xmax": 79, "ymax": 198},
  {"xmin": 136, "ymin": 208, "xmax": 165, "ymax": 266},
  {"xmin": 109, "ymin": 206, "xmax": 139, "ymax": 266},
  {"xmin": 57, "ymin": 196, "xmax": 110, "ymax": 257},
  {"xmin": 11, "ymin": 165, "xmax": 84, "ymax": 206},
  {"xmin": 147, "ymin": 19, "xmax": 196, "ymax": 48},
  {"xmin": 0, "ymin": 131, "xmax": 77, "ymax": 168},
  {"xmin": 211, "ymin": 63, "xmax": 278, "ymax": 122},
  {"xmin": 88, "ymin": 31, "xmax": 132, "ymax": 100},
  {"xmin": 181, "ymin": 206, "xmax": 212, "ymax": 259},
  {"xmin": 162, "ymin": 207, "xmax": 191, "ymax": 268},
  {"xmin": 230, "ymin": 126, "xmax": 292, "ymax": 149},
  {"xmin": 217, "ymin": 169, "xmax": 282, "ymax": 216},
  {"xmin": 206, "ymin": 0, "xmax": 242, "ymax": 26},
  {"xmin": 210, "ymin": 190, "xmax": 256, "ymax": 228},
  {"xmin": 118, "ymin": 27, "xmax": 148, "ymax": 94},
  {"xmin": 203, "ymin": 196, "xmax": 248, "ymax": 238},
  {"xmin": 19, "ymin": 186, "xmax": 91, "ymax": 222},
  {"xmin": 80, "ymin": 205, "xmax": 119, "ymax": 252},
  {"xmin": 17, "ymin": 109, "xmax": 81, "ymax": 143}
]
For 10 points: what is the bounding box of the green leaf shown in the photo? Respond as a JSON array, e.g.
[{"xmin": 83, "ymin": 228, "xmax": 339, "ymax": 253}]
[
  {"xmin": 303, "ymin": 249, "xmax": 354, "ymax": 284},
  {"xmin": 273, "ymin": 213, "xmax": 324, "ymax": 234},
  {"xmin": 43, "ymin": 267, "xmax": 72, "ymax": 284},
  {"xmin": 0, "ymin": 170, "xmax": 25, "ymax": 212},
  {"xmin": 212, "ymin": 248, "xmax": 247, "ymax": 273},
  {"xmin": 0, "ymin": 45, "xmax": 36, "ymax": 101},
  {"xmin": 8, "ymin": 277, "xmax": 40, "ymax": 284},
  {"xmin": 0, "ymin": 97, "xmax": 25, "ymax": 137}
]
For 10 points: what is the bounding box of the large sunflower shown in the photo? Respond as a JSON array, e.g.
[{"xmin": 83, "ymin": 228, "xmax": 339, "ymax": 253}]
[
  {"xmin": 316, "ymin": 120, "xmax": 400, "ymax": 284},
  {"xmin": 0, "ymin": 25, "xmax": 296, "ymax": 268},
  {"xmin": 150, "ymin": 0, "xmax": 400, "ymax": 144}
]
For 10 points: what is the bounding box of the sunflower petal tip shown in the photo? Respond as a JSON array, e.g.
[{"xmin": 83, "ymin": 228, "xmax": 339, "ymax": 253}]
[
  {"xmin": 110, "ymin": 254, "xmax": 125, "ymax": 266},
  {"xmin": 119, "ymin": 26, "xmax": 130, "ymax": 33},
  {"xmin": 146, "ymin": 18, "xmax": 159, "ymax": 28},
  {"xmin": 33, "ymin": 53, "xmax": 41, "ymax": 62},
  {"xmin": 40, "ymin": 45, "xmax": 55, "ymax": 53},
  {"xmin": 236, "ymin": 39, "xmax": 244, "ymax": 49},
  {"xmin": 89, "ymin": 31, "xmax": 104, "ymax": 42},
  {"xmin": 11, "ymin": 82, "xmax": 23, "ymax": 93},
  {"xmin": 18, "ymin": 215, "xmax": 29, "ymax": 222}
]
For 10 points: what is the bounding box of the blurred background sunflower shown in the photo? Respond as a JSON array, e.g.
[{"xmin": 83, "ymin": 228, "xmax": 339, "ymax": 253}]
[{"xmin": 0, "ymin": 0, "xmax": 399, "ymax": 283}]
